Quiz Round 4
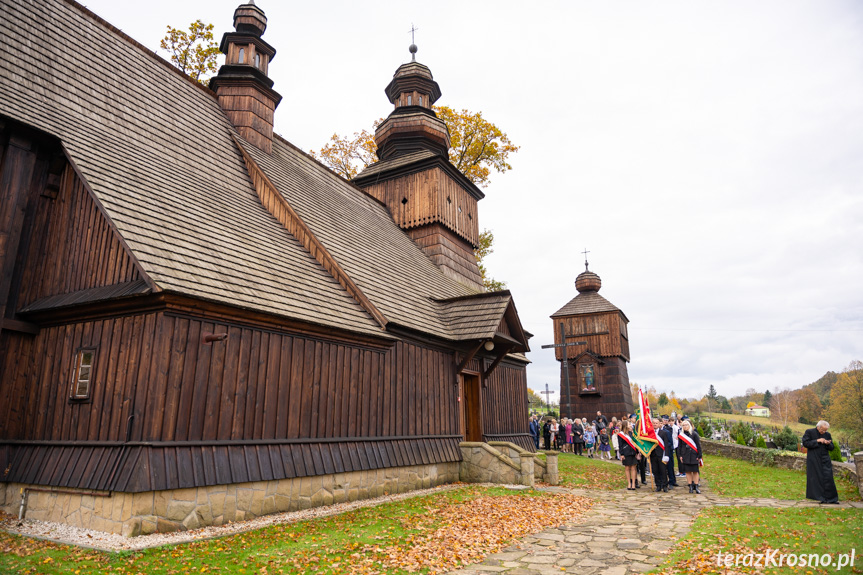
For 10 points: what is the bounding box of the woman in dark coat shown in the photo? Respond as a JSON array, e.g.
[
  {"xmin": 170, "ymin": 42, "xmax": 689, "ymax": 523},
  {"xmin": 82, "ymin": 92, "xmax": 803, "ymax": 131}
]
[
  {"xmin": 542, "ymin": 419, "xmax": 552, "ymax": 451},
  {"xmin": 678, "ymin": 420, "xmax": 703, "ymax": 493},
  {"xmin": 572, "ymin": 419, "xmax": 585, "ymax": 456},
  {"xmin": 801, "ymin": 420, "xmax": 839, "ymax": 504},
  {"xmin": 617, "ymin": 421, "xmax": 640, "ymax": 490}
]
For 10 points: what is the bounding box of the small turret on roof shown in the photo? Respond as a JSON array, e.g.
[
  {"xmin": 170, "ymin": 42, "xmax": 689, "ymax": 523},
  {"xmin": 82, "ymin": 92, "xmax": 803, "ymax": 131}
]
[{"xmin": 209, "ymin": 1, "xmax": 281, "ymax": 153}]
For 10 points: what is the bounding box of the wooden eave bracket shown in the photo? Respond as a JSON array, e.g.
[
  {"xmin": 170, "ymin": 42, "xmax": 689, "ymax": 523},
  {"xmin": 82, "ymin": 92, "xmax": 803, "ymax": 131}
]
[
  {"xmin": 456, "ymin": 341, "xmax": 484, "ymax": 375},
  {"xmin": 231, "ymin": 134, "xmax": 388, "ymax": 330}
]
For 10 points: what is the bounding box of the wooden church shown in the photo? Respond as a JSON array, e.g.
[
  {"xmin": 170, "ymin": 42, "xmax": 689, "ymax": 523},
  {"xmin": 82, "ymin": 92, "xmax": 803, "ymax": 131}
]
[
  {"xmin": 0, "ymin": 0, "xmax": 532, "ymax": 535},
  {"xmin": 550, "ymin": 261, "xmax": 634, "ymax": 421}
]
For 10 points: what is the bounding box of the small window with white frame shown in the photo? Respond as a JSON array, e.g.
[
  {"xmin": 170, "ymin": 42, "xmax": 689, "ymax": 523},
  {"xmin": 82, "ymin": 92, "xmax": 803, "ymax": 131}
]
[{"xmin": 71, "ymin": 348, "xmax": 95, "ymax": 400}]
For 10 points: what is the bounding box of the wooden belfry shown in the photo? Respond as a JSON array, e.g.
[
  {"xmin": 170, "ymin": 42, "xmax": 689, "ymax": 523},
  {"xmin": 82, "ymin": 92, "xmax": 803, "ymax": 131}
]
[{"xmin": 550, "ymin": 255, "xmax": 634, "ymax": 420}]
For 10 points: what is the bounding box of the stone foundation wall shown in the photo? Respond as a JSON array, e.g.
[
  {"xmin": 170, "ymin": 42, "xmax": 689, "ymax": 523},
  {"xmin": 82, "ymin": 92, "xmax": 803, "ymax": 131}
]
[
  {"xmin": 459, "ymin": 442, "xmax": 558, "ymax": 486},
  {"xmin": 701, "ymin": 439, "xmax": 859, "ymax": 487},
  {"xmin": 1, "ymin": 462, "xmax": 459, "ymax": 537},
  {"xmin": 460, "ymin": 442, "xmax": 529, "ymax": 486}
]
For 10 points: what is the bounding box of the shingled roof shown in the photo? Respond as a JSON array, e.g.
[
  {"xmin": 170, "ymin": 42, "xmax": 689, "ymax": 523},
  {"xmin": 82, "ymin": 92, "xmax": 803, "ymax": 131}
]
[
  {"xmin": 551, "ymin": 291, "xmax": 622, "ymax": 318},
  {"xmin": 0, "ymin": 0, "xmax": 526, "ymax": 345}
]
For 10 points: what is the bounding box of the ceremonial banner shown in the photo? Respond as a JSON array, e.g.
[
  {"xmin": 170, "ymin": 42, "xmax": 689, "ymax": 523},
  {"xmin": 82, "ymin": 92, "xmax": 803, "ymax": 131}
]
[{"xmin": 633, "ymin": 387, "xmax": 659, "ymax": 457}]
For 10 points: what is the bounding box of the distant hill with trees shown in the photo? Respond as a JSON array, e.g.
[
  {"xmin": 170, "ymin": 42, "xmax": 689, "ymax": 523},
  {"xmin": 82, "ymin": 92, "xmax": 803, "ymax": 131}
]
[
  {"xmin": 802, "ymin": 370, "xmax": 840, "ymax": 410},
  {"xmin": 643, "ymin": 361, "xmax": 862, "ymax": 443}
]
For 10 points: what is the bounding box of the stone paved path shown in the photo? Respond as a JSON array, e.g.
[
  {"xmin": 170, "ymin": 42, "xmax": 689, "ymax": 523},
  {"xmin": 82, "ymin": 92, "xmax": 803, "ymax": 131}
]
[{"xmin": 446, "ymin": 477, "xmax": 863, "ymax": 575}]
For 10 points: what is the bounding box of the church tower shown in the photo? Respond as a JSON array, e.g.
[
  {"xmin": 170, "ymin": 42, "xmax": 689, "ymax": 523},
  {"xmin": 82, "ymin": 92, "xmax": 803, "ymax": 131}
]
[
  {"xmin": 352, "ymin": 44, "xmax": 485, "ymax": 291},
  {"xmin": 209, "ymin": 1, "xmax": 282, "ymax": 153},
  {"xmin": 550, "ymin": 259, "xmax": 634, "ymax": 420}
]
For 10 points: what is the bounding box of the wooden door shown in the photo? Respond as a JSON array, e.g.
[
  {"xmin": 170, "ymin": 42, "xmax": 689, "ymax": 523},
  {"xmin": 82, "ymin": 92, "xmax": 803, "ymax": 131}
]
[{"xmin": 460, "ymin": 372, "xmax": 482, "ymax": 442}]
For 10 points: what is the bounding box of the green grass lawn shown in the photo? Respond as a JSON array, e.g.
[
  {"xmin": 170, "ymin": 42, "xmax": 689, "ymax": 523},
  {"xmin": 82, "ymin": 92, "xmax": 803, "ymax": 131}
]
[
  {"xmin": 653, "ymin": 507, "xmax": 863, "ymax": 574},
  {"xmin": 555, "ymin": 451, "xmax": 861, "ymax": 501},
  {"xmin": 703, "ymin": 454, "xmax": 861, "ymax": 501},
  {"xmin": 0, "ymin": 486, "xmax": 590, "ymax": 575},
  {"xmin": 556, "ymin": 452, "xmax": 628, "ymax": 490}
]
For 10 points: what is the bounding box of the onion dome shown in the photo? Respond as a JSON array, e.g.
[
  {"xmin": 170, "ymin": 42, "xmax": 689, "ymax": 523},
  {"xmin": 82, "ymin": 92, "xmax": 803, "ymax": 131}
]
[
  {"xmin": 575, "ymin": 270, "xmax": 601, "ymax": 293},
  {"xmin": 233, "ymin": 1, "xmax": 267, "ymax": 36},
  {"xmin": 374, "ymin": 45, "xmax": 450, "ymax": 161}
]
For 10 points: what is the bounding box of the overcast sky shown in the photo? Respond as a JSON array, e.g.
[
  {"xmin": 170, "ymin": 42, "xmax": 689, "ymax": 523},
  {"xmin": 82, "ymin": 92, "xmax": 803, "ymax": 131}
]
[{"xmin": 83, "ymin": 0, "xmax": 863, "ymax": 401}]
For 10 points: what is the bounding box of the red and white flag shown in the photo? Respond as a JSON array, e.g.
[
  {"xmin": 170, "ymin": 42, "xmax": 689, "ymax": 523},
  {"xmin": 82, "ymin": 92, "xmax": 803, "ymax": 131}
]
[{"xmin": 637, "ymin": 387, "xmax": 660, "ymax": 445}]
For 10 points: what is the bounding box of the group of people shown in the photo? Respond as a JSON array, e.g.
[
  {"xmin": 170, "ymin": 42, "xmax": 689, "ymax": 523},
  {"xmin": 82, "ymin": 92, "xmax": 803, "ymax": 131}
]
[
  {"xmin": 615, "ymin": 414, "xmax": 703, "ymax": 493},
  {"xmin": 530, "ymin": 411, "xmax": 704, "ymax": 494},
  {"xmin": 529, "ymin": 409, "xmax": 843, "ymax": 505},
  {"xmin": 529, "ymin": 411, "xmax": 613, "ymax": 459}
]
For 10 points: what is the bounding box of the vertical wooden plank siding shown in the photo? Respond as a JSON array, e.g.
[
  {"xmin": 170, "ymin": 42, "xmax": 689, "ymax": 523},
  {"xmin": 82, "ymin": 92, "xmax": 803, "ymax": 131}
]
[
  {"xmin": 361, "ymin": 167, "xmax": 480, "ymax": 246},
  {"xmin": 553, "ymin": 312, "xmax": 629, "ymax": 361},
  {"xmin": 10, "ymin": 163, "xmax": 142, "ymax": 311},
  {"xmin": 1, "ymin": 307, "xmax": 531, "ymax": 490},
  {"xmin": 481, "ymin": 362, "xmax": 527, "ymax": 435}
]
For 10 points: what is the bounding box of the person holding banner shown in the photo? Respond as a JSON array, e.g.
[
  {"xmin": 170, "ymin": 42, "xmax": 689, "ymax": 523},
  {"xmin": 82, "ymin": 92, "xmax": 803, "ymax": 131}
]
[
  {"xmin": 679, "ymin": 419, "xmax": 703, "ymax": 493},
  {"xmin": 649, "ymin": 418, "xmax": 672, "ymax": 492},
  {"xmin": 617, "ymin": 420, "xmax": 641, "ymax": 490}
]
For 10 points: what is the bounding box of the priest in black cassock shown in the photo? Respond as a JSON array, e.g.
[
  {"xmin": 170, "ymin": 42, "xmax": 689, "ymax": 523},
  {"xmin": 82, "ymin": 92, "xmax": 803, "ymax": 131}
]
[{"xmin": 801, "ymin": 420, "xmax": 839, "ymax": 504}]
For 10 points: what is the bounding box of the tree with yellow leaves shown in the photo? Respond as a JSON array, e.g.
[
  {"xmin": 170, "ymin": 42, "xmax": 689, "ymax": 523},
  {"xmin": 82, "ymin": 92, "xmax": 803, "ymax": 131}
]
[
  {"xmin": 310, "ymin": 107, "xmax": 518, "ymax": 188},
  {"xmin": 160, "ymin": 20, "xmax": 220, "ymax": 84},
  {"xmin": 433, "ymin": 106, "xmax": 519, "ymax": 188},
  {"xmin": 827, "ymin": 360, "xmax": 863, "ymax": 441},
  {"xmin": 474, "ymin": 229, "xmax": 506, "ymax": 291}
]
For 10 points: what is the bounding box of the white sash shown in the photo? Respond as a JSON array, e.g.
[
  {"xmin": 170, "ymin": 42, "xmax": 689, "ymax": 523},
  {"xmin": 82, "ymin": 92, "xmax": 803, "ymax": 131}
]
[
  {"xmin": 679, "ymin": 431, "xmax": 698, "ymax": 452},
  {"xmin": 618, "ymin": 432, "xmax": 639, "ymax": 451}
]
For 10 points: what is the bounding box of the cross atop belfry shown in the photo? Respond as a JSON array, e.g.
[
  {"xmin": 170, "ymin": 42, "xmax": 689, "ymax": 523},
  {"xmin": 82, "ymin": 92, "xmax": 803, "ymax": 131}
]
[
  {"xmin": 582, "ymin": 248, "xmax": 590, "ymax": 271},
  {"xmin": 408, "ymin": 24, "xmax": 419, "ymax": 61}
]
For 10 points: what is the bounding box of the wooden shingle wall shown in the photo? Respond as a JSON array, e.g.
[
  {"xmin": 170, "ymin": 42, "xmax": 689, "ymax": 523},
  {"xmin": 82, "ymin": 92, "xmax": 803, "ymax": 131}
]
[{"xmin": 406, "ymin": 224, "xmax": 482, "ymax": 289}]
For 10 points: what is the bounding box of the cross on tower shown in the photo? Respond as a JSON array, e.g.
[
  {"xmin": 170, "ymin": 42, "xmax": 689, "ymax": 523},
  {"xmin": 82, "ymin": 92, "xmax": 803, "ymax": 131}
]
[
  {"xmin": 582, "ymin": 248, "xmax": 590, "ymax": 271},
  {"xmin": 408, "ymin": 24, "xmax": 419, "ymax": 61}
]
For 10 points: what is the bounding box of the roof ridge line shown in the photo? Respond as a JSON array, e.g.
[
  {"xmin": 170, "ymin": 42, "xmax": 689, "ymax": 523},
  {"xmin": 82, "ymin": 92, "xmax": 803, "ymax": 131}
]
[
  {"xmin": 432, "ymin": 290, "xmax": 511, "ymax": 303},
  {"xmin": 62, "ymin": 0, "xmax": 218, "ymax": 101},
  {"xmin": 231, "ymin": 134, "xmax": 389, "ymax": 330}
]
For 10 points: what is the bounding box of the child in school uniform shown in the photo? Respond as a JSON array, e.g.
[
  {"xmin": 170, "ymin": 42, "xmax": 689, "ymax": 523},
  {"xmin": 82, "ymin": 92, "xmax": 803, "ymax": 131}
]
[
  {"xmin": 599, "ymin": 428, "xmax": 611, "ymax": 459},
  {"xmin": 584, "ymin": 424, "xmax": 596, "ymax": 458}
]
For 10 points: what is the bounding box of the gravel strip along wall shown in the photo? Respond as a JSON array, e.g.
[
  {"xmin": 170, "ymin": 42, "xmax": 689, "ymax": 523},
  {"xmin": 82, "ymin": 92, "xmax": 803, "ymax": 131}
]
[
  {"xmin": 1, "ymin": 462, "xmax": 459, "ymax": 537},
  {"xmin": 1, "ymin": 483, "xmax": 476, "ymax": 552}
]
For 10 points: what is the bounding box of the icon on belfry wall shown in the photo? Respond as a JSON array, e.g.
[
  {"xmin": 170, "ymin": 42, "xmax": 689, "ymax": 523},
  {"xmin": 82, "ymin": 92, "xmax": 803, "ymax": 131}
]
[{"xmin": 582, "ymin": 364, "xmax": 595, "ymax": 390}]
